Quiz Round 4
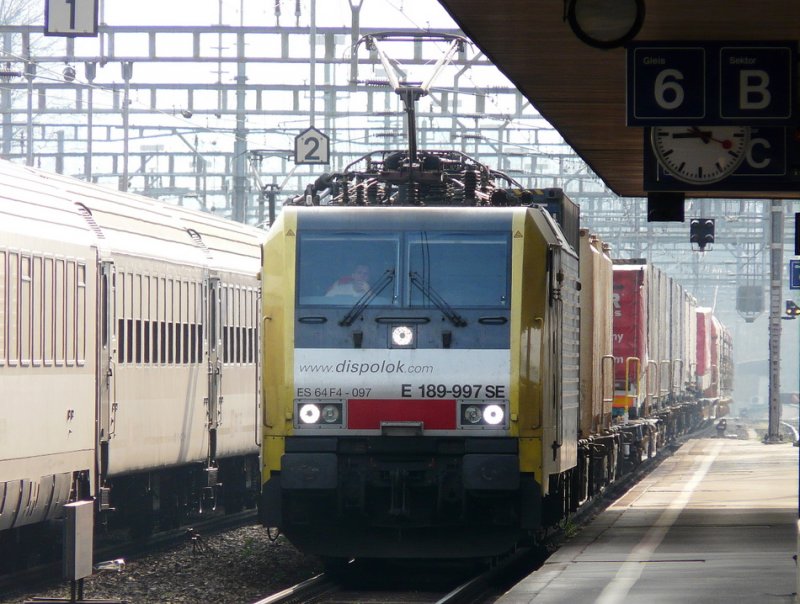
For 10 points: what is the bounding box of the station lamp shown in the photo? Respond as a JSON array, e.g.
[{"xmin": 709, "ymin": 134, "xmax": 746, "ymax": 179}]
[{"xmin": 565, "ymin": 0, "xmax": 645, "ymax": 50}]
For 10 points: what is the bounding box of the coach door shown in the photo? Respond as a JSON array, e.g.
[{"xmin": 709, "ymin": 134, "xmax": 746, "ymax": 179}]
[
  {"xmin": 205, "ymin": 276, "xmax": 222, "ymax": 472},
  {"xmin": 97, "ymin": 260, "xmax": 116, "ymax": 508}
]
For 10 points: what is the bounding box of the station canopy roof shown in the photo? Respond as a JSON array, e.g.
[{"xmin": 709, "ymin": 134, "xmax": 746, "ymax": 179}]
[{"xmin": 437, "ymin": 1, "xmax": 800, "ymax": 199}]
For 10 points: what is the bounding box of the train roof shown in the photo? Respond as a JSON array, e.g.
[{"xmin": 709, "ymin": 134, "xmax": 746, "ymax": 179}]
[
  {"xmin": 0, "ymin": 159, "xmax": 265, "ymax": 274},
  {"xmin": 283, "ymin": 204, "xmax": 524, "ymax": 231}
]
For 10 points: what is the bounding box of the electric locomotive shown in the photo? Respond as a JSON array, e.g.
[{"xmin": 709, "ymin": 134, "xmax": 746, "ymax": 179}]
[{"xmin": 259, "ymin": 151, "xmax": 584, "ymax": 559}]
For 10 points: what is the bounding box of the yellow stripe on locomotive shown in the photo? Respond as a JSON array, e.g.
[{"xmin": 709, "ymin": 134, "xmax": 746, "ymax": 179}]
[{"xmin": 261, "ymin": 208, "xmax": 297, "ymax": 475}]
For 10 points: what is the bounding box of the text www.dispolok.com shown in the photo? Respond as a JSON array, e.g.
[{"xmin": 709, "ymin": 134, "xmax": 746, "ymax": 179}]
[{"xmin": 298, "ymin": 359, "xmax": 434, "ymax": 375}]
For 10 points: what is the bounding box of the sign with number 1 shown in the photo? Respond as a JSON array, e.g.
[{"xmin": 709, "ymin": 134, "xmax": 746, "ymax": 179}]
[{"xmin": 45, "ymin": 0, "xmax": 98, "ymax": 37}]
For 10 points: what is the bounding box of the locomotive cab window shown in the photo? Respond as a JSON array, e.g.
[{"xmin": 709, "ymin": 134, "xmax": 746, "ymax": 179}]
[
  {"xmin": 297, "ymin": 233, "xmax": 399, "ymax": 306},
  {"xmin": 407, "ymin": 232, "xmax": 509, "ymax": 308}
]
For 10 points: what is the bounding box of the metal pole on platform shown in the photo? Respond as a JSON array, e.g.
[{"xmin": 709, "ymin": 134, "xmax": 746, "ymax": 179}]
[
  {"xmin": 309, "ymin": 0, "xmax": 316, "ymax": 128},
  {"xmin": 767, "ymin": 199, "xmax": 784, "ymax": 443},
  {"xmin": 85, "ymin": 62, "xmax": 96, "ymax": 181},
  {"xmin": 25, "ymin": 57, "xmax": 34, "ymax": 166},
  {"xmin": 232, "ymin": 34, "xmax": 248, "ymax": 222},
  {"xmin": 120, "ymin": 62, "xmax": 132, "ymax": 192}
]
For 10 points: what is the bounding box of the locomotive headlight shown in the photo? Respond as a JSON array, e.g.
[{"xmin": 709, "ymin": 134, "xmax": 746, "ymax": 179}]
[
  {"xmin": 483, "ymin": 404, "xmax": 504, "ymax": 425},
  {"xmin": 295, "ymin": 400, "xmax": 343, "ymax": 428},
  {"xmin": 459, "ymin": 402, "xmax": 507, "ymax": 428},
  {"xmin": 299, "ymin": 403, "xmax": 321, "ymax": 424},
  {"xmin": 321, "ymin": 404, "xmax": 341, "ymax": 424},
  {"xmin": 391, "ymin": 325, "xmax": 414, "ymax": 347},
  {"xmin": 463, "ymin": 405, "xmax": 482, "ymax": 424}
]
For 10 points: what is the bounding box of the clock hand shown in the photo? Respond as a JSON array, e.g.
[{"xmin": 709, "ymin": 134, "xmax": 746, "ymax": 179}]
[
  {"xmin": 671, "ymin": 130, "xmax": 710, "ymax": 139},
  {"xmin": 672, "ymin": 127, "xmax": 734, "ymax": 149}
]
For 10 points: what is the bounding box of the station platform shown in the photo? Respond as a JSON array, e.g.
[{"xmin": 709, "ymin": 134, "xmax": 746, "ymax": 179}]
[{"xmin": 497, "ymin": 436, "xmax": 799, "ymax": 604}]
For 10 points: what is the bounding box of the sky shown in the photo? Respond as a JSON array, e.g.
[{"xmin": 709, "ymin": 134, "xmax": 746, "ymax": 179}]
[
  {"xmin": 101, "ymin": 0, "xmax": 458, "ymax": 29},
  {"xmin": 21, "ymin": 0, "xmax": 528, "ymax": 160},
  {"xmin": 33, "ymin": 0, "xmax": 540, "ymax": 169}
]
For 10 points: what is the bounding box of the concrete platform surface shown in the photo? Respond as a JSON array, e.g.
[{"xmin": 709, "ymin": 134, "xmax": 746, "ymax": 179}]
[{"xmin": 496, "ymin": 437, "xmax": 799, "ymax": 604}]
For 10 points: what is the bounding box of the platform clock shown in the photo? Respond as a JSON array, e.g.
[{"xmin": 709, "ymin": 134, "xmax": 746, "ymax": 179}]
[
  {"xmin": 651, "ymin": 125, "xmax": 750, "ymax": 185},
  {"xmin": 566, "ymin": 0, "xmax": 645, "ymax": 49}
]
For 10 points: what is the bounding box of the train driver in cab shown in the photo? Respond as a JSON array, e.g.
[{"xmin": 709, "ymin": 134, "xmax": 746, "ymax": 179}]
[{"xmin": 326, "ymin": 264, "xmax": 371, "ymax": 297}]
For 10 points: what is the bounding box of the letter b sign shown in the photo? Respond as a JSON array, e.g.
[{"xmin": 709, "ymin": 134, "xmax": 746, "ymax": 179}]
[{"xmin": 719, "ymin": 46, "xmax": 793, "ymax": 120}]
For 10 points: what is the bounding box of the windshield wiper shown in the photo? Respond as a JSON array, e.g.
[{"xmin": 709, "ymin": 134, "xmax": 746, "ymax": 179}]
[
  {"xmin": 339, "ymin": 269, "xmax": 395, "ymax": 327},
  {"xmin": 409, "ymin": 271, "xmax": 467, "ymax": 327}
]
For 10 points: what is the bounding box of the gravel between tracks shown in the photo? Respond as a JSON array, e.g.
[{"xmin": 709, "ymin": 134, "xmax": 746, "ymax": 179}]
[{"xmin": 0, "ymin": 524, "xmax": 323, "ymax": 604}]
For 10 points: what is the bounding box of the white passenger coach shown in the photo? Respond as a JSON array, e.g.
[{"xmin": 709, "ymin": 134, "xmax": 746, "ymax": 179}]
[{"xmin": 0, "ymin": 159, "xmax": 263, "ymax": 541}]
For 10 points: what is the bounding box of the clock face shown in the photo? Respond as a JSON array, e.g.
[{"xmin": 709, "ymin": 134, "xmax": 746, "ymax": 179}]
[{"xmin": 651, "ymin": 126, "xmax": 750, "ymax": 185}]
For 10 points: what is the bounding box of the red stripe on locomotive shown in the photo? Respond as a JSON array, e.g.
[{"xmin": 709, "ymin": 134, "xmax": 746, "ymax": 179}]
[{"xmin": 347, "ymin": 399, "xmax": 457, "ymax": 430}]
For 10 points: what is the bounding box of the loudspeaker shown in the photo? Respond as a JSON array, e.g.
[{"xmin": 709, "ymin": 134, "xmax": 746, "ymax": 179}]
[{"xmin": 647, "ymin": 192, "xmax": 685, "ymax": 222}]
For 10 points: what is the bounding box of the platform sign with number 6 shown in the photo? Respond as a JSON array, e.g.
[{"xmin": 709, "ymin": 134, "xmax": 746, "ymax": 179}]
[
  {"xmin": 629, "ymin": 46, "xmax": 706, "ymax": 122},
  {"xmin": 627, "ymin": 41, "xmax": 795, "ymax": 126},
  {"xmin": 294, "ymin": 127, "xmax": 330, "ymax": 165}
]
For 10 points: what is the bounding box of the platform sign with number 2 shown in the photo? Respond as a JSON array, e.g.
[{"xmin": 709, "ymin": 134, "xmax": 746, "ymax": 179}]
[{"xmin": 294, "ymin": 127, "xmax": 330, "ymax": 165}]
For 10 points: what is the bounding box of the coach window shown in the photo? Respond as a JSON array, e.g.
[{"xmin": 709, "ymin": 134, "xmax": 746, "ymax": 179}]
[
  {"xmin": 235, "ymin": 286, "xmax": 242, "ymax": 363},
  {"xmin": 19, "ymin": 255, "xmax": 32, "ymax": 366},
  {"xmin": 33, "ymin": 256, "xmax": 43, "ymax": 365},
  {"xmin": 246, "ymin": 289, "xmax": 256, "ymax": 364},
  {"xmin": 164, "ymin": 278, "xmax": 172, "ymax": 364},
  {"xmin": 184, "ymin": 280, "xmax": 192, "ymax": 364},
  {"xmin": 0, "ymin": 250, "xmax": 5, "ymax": 366},
  {"xmin": 296, "ymin": 233, "xmax": 399, "ymax": 306},
  {"xmin": 176, "ymin": 279, "xmax": 183, "ymax": 364},
  {"xmin": 6, "ymin": 252, "xmax": 18, "ymax": 366},
  {"xmin": 191, "ymin": 281, "xmax": 200, "ymax": 364},
  {"xmin": 180, "ymin": 279, "xmax": 188, "ymax": 364},
  {"xmin": 43, "ymin": 257, "xmax": 53, "ymax": 365},
  {"xmin": 19, "ymin": 257, "xmax": 34, "ymax": 364},
  {"xmin": 228, "ymin": 286, "xmax": 237, "ymax": 364},
  {"xmin": 127, "ymin": 273, "xmax": 135, "ymax": 364},
  {"xmin": 56, "ymin": 257, "xmax": 66, "ymax": 365},
  {"xmin": 193, "ymin": 280, "xmax": 201, "ymax": 363},
  {"xmin": 198, "ymin": 282, "xmax": 204, "ymax": 363},
  {"xmin": 160, "ymin": 279, "xmax": 167, "ymax": 365},
  {"xmin": 77, "ymin": 263, "xmax": 86, "ymax": 364},
  {"xmin": 407, "ymin": 232, "xmax": 510, "ymax": 308},
  {"xmin": 221, "ymin": 286, "xmax": 227, "ymax": 362},
  {"xmin": 142, "ymin": 275, "xmax": 151, "ymax": 364},
  {"xmin": 118, "ymin": 271, "xmax": 134, "ymax": 365},
  {"xmin": 66, "ymin": 260, "xmax": 77, "ymax": 365},
  {"xmin": 150, "ymin": 274, "xmax": 159, "ymax": 365},
  {"xmin": 225, "ymin": 285, "xmax": 234, "ymax": 364},
  {"xmin": 229, "ymin": 285, "xmax": 236, "ymax": 363}
]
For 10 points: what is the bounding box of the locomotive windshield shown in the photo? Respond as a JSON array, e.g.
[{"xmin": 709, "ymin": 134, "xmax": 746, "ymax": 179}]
[
  {"xmin": 407, "ymin": 232, "xmax": 509, "ymax": 308},
  {"xmin": 296, "ymin": 233, "xmax": 400, "ymax": 306},
  {"xmin": 297, "ymin": 230, "xmax": 509, "ymax": 308}
]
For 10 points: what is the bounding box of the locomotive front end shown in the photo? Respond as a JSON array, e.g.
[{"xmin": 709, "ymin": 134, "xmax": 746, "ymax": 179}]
[{"xmin": 260, "ymin": 206, "xmax": 553, "ymax": 559}]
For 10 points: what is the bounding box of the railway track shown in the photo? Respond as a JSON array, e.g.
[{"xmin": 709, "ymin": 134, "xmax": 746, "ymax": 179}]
[
  {"xmin": 249, "ymin": 423, "xmax": 721, "ymax": 604},
  {"xmin": 250, "ymin": 571, "xmax": 490, "ymax": 603},
  {"xmin": 250, "ymin": 547, "xmax": 546, "ymax": 604},
  {"xmin": 0, "ymin": 509, "xmax": 258, "ymax": 596}
]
